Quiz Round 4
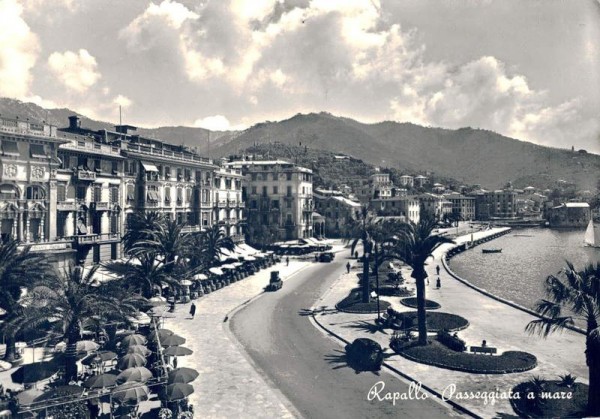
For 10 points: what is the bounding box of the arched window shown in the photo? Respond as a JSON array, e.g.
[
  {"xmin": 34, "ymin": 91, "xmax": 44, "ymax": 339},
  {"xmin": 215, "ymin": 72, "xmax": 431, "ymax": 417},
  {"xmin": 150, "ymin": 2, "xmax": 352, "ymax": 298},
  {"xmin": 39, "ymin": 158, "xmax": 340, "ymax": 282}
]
[
  {"xmin": 26, "ymin": 185, "xmax": 45, "ymax": 200},
  {"xmin": 0, "ymin": 184, "xmax": 19, "ymax": 200}
]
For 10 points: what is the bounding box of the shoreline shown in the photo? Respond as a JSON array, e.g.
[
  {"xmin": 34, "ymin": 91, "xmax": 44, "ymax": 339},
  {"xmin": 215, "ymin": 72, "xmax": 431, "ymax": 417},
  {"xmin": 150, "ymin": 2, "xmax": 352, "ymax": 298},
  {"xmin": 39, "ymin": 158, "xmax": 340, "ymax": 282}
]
[{"xmin": 441, "ymin": 229, "xmax": 586, "ymax": 335}]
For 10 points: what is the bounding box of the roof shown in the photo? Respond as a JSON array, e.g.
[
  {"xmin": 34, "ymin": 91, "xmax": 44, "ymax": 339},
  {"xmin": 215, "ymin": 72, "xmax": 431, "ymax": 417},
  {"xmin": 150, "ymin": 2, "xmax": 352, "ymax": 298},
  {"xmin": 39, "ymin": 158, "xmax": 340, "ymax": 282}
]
[
  {"xmin": 564, "ymin": 203, "xmax": 590, "ymax": 208},
  {"xmin": 332, "ymin": 196, "xmax": 362, "ymax": 207}
]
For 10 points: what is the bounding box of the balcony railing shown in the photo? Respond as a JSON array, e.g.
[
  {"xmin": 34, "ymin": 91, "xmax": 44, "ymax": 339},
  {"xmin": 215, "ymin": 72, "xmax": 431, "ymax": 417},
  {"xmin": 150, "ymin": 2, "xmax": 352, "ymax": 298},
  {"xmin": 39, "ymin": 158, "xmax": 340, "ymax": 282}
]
[
  {"xmin": 217, "ymin": 201, "xmax": 227, "ymax": 208},
  {"xmin": 61, "ymin": 139, "xmax": 121, "ymax": 156},
  {"xmin": 91, "ymin": 202, "xmax": 110, "ymax": 211},
  {"xmin": 126, "ymin": 143, "xmax": 213, "ymax": 165},
  {"xmin": 181, "ymin": 225, "xmax": 202, "ymax": 233},
  {"xmin": 70, "ymin": 233, "xmax": 121, "ymax": 245},
  {"xmin": 76, "ymin": 170, "xmax": 96, "ymax": 181},
  {"xmin": 57, "ymin": 202, "xmax": 78, "ymax": 211}
]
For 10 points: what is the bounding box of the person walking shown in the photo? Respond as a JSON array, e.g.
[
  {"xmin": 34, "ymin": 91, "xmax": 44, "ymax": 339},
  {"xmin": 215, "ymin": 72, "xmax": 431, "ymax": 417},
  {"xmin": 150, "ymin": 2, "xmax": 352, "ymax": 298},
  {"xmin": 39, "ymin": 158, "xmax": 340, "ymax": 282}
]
[
  {"xmin": 286, "ymin": 256, "xmax": 289, "ymax": 266},
  {"xmin": 436, "ymin": 277, "xmax": 441, "ymax": 289},
  {"xmin": 436, "ymin": 265, "xmax": 440, "ymax": 276},
  {"xmin": 354, "ymin": 251, "xmax": 358, "ymax": 259},
  {"xmin": 189, "ymin": 302, "xmax": 196, "ymax": 319},
  {"xmin": 346, "ymin": 262, "xmax": 351, "ymax": 274}
]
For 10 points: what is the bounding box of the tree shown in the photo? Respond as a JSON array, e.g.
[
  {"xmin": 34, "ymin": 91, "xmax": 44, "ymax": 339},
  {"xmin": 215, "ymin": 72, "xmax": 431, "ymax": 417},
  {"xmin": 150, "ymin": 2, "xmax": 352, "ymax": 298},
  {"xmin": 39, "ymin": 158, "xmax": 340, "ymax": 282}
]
[
  {"xmin": 525, "ymin": 262, "xmax": 600, "ymax": 416},
  {"xmin": 105, "ymin": 253, "xmax": 179, "ymax": 299},
  {"xmin": 193, "ymin": 225, "xmax": 235, "ymax": 268},
  {"xmin": 391, "ymin": 213, "xmax": 454, "ymax": 345},
  {"xmin": 122, "ymin": 211, "xmax": 164, "ymax": 255},
  {"xmin": 15, "ymin": 265, "xmax": 144, "ymax": 382},
  {"xmin": 0, "ymin": 239, "xmax": 55, "ymax": 361},
  {"xmin": 345, "ymin": 206, "xmax": 375, "ymax": 304}
]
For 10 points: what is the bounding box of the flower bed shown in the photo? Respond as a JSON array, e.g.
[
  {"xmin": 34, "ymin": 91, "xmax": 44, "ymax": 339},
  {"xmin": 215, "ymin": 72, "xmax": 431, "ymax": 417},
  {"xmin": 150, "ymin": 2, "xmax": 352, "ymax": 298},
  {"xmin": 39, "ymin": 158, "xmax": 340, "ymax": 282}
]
[
  {"xmin": 400, "ymin": 297, "xmax": 441, "ymax": 310},
  {"xmin": 384, "ymin": 311, "xmax": 469, "ymax": 332},
  {"xmin": 336, "ymin": 289, "xmax": 391, "ymax": 313},
  {"xmin": 511, "ymin": 380, "xmax": 588, "ymax": 418},
  {"xmin": 391, "ymin": 340, "xmax": 537, "ymax": 374}
]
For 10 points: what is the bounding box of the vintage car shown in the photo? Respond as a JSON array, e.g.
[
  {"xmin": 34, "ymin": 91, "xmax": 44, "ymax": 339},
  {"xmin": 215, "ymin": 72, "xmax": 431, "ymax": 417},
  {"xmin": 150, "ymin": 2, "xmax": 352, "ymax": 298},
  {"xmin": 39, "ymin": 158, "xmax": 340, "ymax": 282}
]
[{"xmin": 266, "ymin": 271, "xmax": 283, "ymax": 291}]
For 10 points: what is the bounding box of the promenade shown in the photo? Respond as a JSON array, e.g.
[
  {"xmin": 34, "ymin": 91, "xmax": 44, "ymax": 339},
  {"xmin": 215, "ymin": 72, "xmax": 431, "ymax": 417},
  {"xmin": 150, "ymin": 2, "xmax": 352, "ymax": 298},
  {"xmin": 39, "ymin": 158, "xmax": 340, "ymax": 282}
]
[
  {"xmin": 311, "ymin": 228, "xmax": 588, "ymax": 418},
  {"xmin": 162, "ymin": 259, "xmax": 309, "ymax": 419}
]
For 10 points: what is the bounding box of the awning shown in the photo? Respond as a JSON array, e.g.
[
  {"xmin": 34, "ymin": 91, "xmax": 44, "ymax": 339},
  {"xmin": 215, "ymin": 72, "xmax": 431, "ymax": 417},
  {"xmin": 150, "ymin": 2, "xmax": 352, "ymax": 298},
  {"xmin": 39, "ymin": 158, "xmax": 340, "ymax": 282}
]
[
  {"xmin": 146, "ymin": 191, "xmax": 160, "ymax": 202},
  {"xmin": 243, "ymin": 256, "xmax": 256, "ymax": 262},
  {"xmin": 220, "ymin": 264, "xmax": 236, "ymax": 270},
  {"xmin": 193, "ymin": 273, "xmax": 208, "ymax": 280},
  {"xmin": 30, "ymin": 144, "xmax": 46, "ymax": 158},
  {"xmin": 180, "ymin": 279, "xmax": 193, "ymax": 286},
  {"xmin": 141, "ymin": 161, "xmax": 159, "ymax": 172},
  {"xmin": 2, "ymin": 141, "xmax": 19, "ymax": 157},
  {"xmin": 209, "ymin": 267, "xmax": 224, "ymax": 276}
]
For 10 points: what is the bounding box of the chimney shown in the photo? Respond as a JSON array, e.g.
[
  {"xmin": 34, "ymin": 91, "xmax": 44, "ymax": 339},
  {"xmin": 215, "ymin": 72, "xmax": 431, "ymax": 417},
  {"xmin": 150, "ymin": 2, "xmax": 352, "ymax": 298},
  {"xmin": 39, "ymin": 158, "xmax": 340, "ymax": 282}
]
[{"xmin": 68, "ymin": 115, "xmax": 81, "ymax": 130}]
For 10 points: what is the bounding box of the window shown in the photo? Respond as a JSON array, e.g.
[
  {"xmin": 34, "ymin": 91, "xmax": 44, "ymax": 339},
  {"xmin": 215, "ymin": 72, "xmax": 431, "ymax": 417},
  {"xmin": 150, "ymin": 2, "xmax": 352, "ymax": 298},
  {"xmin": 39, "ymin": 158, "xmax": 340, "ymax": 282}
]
[
  {"xmin": 69, "ymin": 156, "xmax": 78, "ymax": 169},
  {"xmin": 186, "ymin": 188, "xmax": 192, "ymax": 202},
  {"xmin": 250, "ymin": 200, "xmax": 257, "ymax": 209},
  {"xmin": 184, "ymin": 169, "xmax": 191, "ymax": 181},
  {"xmin": 111, "ymin": 160, "xmax": 118, "ymax": 173},
  {"xmin": 93, "ymin": 159, "xmax": 101, "ymax": 171},
  {"xmin": 126, "ymin": 185, "xmax": 135, "ymax": 202},
  {"xmin": 286, "ymin": 200, "xmax": 292, "ymax": 208},
  {"xmin": 195, "ymin": 171, "xmax": 202, "ymax": 182},
  {"xmin": 287, "ymin": 186, "xmax": 292, "ymax": 197},
  {"xmin": 26, "ymin": 185, "xmax": 45, "ymax": 200},
  {"xmin": 262, "ymin": 186, "xmax": 267, "ymax": 197},
  {"xmin": 286, "ymin": 173, "xmax": 292, "ymax": 181},
  {"xmin": 251, "ymin": 173, "xmax": 257, "ymax": 181},
  {"xmin": 165, "ymin": 166, "xmax": 171, "ymax": 179},
  {"xmin": 272, "ymin": 200, "xmax": 279, "ymax": 209},
  {"xmin": 273, "ymin": 186, "xmax": 278, "ymax": 194},
  {"xmin": 272, "ymin": 173, "xmax": 279, "ymax": 181},
  {"xmin": 177, "ymin": 188, "xmax": 183, "ymax": 204},
  {"xmin": 164, "ymin": 187, "xmax": 171, "ymax": 203},
  {"xmin": 176, "ymin": 212, "xmax": 184, "ymax": 224},
  {"xmin": 93, "ymin": 186, "xmax": 102, "ymax": 202},
  {"xmin": 77, "ymin": 156, "xmax": 88, "ymax": 169},
  {"xmin": 1, "ymin": 141, "xmax": 19, "ymax": 157},
  {"xmin": 251, "ymin": 186, "xmax": 257, "ymax": 195},
  {"xmin": 177, "ymin": 168, "xmax": 183, "ymax": 180},
  {"xmin": 0, "ymin": 184, "xmax": 17, "ymax": 200},
  {"xmin": 57, "ymin": 184, "xmax": 66, "ymax": 202},
  {"xmin": 110, "ymin": 186, "xmax": 119, "ymax": 203},
  {"xmin": 30, "ymin": 144, "xmax": 46, "ymax": 158}
]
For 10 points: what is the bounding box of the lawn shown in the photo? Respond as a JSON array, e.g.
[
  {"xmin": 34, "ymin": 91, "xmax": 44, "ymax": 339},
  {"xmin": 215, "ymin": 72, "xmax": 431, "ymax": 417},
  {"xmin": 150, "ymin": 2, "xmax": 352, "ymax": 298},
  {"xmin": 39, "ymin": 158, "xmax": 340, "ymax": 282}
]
[
  {"xmin": 400, "ymin": 297, "xmax": 441, "ymax": 310},
  {"xmin": 336, "ymin": 289, "xmax": 391, "ymax": 313},
  {"xmin": 511, "ymin": 380, "xmax": 588, "ymax": 418}
]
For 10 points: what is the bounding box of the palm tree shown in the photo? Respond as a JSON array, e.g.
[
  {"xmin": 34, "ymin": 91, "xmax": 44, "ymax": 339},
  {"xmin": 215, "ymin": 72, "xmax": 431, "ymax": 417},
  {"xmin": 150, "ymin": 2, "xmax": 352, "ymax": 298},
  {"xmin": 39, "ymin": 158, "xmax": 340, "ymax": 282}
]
[
  {"xmin": 0, "ymin": 239, "xmax": 55, "ymax": 361},
  {"xmin": 105, "ymin": 253, "xmax": 180, "ymax": 299},
  {"xmin": 15, "ymin": 265, "xmax": 144, "ymax": 382},
  {"xmin": 391, "ymin": 212, "xmax": 453, "ymax": 345},
  {"xmin": 193, "ymin": 225, "xmax": 235, "ymax": 268},
  {"xmin": 345, "ymin": 206, "xmax": 380, "ymax": 304},
  {"xmin": 122, "ymin": 211, "xmax": 164, "ymax": 255},
  {"xmin": 525, "ymin": 262, "xmax": 600, "ymax": 416},
  {"xmin": 130, "ymin": 217, "xmax": 193, "ymax": 274}
]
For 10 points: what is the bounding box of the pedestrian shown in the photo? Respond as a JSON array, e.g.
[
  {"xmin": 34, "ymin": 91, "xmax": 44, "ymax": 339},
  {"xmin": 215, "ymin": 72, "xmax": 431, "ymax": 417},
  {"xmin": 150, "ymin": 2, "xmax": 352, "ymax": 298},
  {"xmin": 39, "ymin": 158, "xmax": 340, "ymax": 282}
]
[
  {"xmin": 436, "ymin": 265, "xmax": 440, "ymax": 276},
  {"xmin": 354, "ymin": 251, "xmax": 358, "ymax": 259},
  {"xmin": 346, "ymin": 262, "xmax": 351, "ymax": 273},
  {"xmin": 427, "ymin": 276, "xmax": 430, "ymax": 286},
  {"xmin": 286, "ymin": 256, "xmax": 289, "ymax": 266},
  {"xmin": 436, "ymin": 277, "xmax": 441, "ymax": 289},
  {"xmin": 481, "ymin": 340, "xmax": 487, "ymax": 348},
  {"xmin": 315, "ymin": 253, "xmax": 319, "ymax": 262},
  {"xmin": 189, "ymin": 302, "xmax": 196, "ymax": 319},
  {"xmin": 173, "ymin": 356, "xmax": 178, "ymax": 369}
]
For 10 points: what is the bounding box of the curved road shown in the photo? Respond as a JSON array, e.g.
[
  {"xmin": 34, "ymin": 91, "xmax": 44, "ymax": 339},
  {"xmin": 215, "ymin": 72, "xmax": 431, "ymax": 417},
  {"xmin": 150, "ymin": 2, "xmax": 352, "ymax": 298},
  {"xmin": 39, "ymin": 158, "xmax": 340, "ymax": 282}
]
[{"xmin": 231, "ymin": 250, "xmax": 462, "ymax": 419}]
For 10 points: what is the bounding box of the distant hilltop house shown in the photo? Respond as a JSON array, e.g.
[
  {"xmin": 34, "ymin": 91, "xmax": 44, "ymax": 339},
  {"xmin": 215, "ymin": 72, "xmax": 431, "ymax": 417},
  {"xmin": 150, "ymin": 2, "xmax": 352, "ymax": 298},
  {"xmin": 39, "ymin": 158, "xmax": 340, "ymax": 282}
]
[{"xmin": 548, "ymin": 202, "xmax": 591, "ymax": 228}]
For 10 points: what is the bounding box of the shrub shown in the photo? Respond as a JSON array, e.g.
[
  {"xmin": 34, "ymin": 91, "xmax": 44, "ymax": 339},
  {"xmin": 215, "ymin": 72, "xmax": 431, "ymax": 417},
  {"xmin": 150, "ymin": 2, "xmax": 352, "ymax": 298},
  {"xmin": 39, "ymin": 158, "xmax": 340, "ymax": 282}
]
[
  {"xmin": 345, "ymin": 338, "xmax": 384, "ymax": 371},
  {"xmin": 436, "ymin": 329, "xmax": 466, "ymax": 352},
  {"xmin": 559, "ymin": 373, "xmax": 577, "ymax": 388}
]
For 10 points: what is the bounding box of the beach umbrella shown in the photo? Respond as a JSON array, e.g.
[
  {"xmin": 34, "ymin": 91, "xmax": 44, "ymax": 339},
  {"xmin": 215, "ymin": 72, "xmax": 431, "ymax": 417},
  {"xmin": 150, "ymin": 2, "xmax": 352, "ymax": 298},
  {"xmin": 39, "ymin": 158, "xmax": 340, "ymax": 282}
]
[
  {"xmin": 126, "ymin": 345, "xmax": 151, "ymax": 357},
  {"xmin": 0, "ymin": 360, "xmax": 12, "ymax": 372},
  {"xmin": 121, "ymin": 334, "xmax": 147, "ymax": 347},
  {"xmin": 147, "ymin": 296, "xmax": 168, "ymax": 306},
  {"xmin": 163, "ymin": 346, "xmax": 193, "ymax": 357},
  {"xmin": 83, "ymin": 373, "xmax": 118, "ymax": 389},
  {"xmin": 167, "ymin": 367, "xmax": 199, "ymax": 384},
  {"xmin": 116, "ymin": 367, "xmax": 153, "ymax": 384},
  {"xmin": 160, "ymin": 334, "xmax": 186, "ymax": 347},
  {"xmin": 76, "ymin": 340, "xmax": 99, "ymax": 353},
  {"xmin": 11, "ymin": 361, "xmax": 59, "ymax": 384},
  {"xmin": 111, "ymin": 382, "xmax": 150, "ymax": 404},
  {"xmin": 127, "ymin": 312, "xmax": 151, "ymax": 326},
  {"xmin": 149, "ymin": 329, "xmax": 173, "ymax": 341},
  {"xmin": 34, "ymin": 385, "xmax": 84, "ymax": 403},
  {"xmin": 117, "ymin": 353, "xmax": 146, "ymax": 370},
  {"xmin": 15, "ymin": 388, "xmax": 44, "ymax": 406},
  {"xmin": 159, "ymin": 383, "xmax": 194, "ymax": 402},
  {"xmin": 82, "ymin": 350, "xmax": 117, "ymax": 366}
]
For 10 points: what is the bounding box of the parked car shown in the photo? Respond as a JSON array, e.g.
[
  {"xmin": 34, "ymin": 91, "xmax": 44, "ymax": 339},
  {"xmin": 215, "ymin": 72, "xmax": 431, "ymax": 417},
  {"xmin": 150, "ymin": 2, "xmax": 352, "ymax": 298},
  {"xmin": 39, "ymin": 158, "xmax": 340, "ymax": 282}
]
[
  {"xmin": 318, "ymin": 252, "xmax": 335, "ymax": 262},
  {"xmin": 266, "ymin": 271, "xmax": 283, "ymax": 291}
]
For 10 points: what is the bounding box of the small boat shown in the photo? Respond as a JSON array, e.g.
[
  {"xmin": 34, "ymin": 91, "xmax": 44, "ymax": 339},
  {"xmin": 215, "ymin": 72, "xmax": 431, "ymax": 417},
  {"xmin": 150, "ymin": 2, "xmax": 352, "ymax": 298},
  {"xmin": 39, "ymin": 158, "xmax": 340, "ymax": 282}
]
[
  {"xmin": 584, "ymin": 220, "xmax": 600, "ymax": 248},
  {"xmin": 482, "ymin": 248, "xmax": 502, "ymax": 254}
]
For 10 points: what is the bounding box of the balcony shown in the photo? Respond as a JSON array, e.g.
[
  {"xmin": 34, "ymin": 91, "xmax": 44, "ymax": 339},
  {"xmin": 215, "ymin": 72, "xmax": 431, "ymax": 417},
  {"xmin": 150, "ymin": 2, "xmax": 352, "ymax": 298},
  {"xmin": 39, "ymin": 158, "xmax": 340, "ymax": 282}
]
[
  {"xmin": 237, "ymin": 202, "xmax": 245, "ymax": 208},
  {"xmin": 57, "ymin": 202, "xmax": 78, "ymax": 211},
  {"xmin": 61, "ymin": 139, "xmax": 121, "ymax": 157},
  {"xmin": 126, "ymin": 143, "xmax": 213, "ymax": 165},
  {"xmin": 217, "ymin": 201, "xmax": 227, "ymax": 208},
  {"xmin": 76, "ymin": 170, "xmax": 96, "ymax": 181},
  {"xmin": 181, "ymin": 225, "xmax": 203, "ymax": 233},
  {"xmin": 71, "ymin": 233, "xmax": 121, "ymax": 245},
  {"xmin": 91, "ymin": 202, "xmax": 110, "ymax": 211}
]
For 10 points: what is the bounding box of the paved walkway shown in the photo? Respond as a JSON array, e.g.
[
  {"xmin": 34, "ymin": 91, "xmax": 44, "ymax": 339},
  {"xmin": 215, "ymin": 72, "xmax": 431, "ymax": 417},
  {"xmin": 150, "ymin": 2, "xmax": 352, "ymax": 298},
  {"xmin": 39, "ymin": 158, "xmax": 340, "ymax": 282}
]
[
  {"xmin": 311, "ymin": 228, "xmax": 588, "ymax": 418},
  {"xmin": 163, "ymin": 260, "xmax": 310, "ymax": 419}
]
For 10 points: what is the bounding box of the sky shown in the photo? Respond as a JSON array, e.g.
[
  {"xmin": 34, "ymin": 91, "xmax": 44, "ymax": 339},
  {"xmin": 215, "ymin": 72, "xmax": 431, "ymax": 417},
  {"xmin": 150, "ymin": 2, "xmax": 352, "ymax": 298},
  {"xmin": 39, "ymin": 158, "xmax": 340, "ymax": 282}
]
[{"xmin": 1, "ymin": 0, "xmax": 599, "ymax": 152}]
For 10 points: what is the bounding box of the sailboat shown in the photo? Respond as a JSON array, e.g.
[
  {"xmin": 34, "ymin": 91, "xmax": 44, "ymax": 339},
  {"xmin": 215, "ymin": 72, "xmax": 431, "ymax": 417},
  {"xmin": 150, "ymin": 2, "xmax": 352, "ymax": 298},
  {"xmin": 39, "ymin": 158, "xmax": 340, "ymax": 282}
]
[{"xmin": 584, "ymin": 219, "xmax": 600, "ymax": 248}]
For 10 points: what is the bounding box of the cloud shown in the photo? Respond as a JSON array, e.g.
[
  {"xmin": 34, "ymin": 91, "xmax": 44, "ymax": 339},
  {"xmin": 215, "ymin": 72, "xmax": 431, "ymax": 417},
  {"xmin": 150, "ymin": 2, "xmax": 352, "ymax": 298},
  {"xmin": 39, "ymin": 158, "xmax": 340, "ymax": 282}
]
[
  {"xmin": 48, "ymin": 49, "xmax": 101, "ymax": 92},
  {"xmin": 113, "ymin": 94, "xmax": 133, "ymax": 108},
  {"xmin": 194, "ymin": 115, "xmax": 246, "ymax": 131},
  {"xmin": 0, "ymin": 0, "xmax": 39, "ymax": 98}
]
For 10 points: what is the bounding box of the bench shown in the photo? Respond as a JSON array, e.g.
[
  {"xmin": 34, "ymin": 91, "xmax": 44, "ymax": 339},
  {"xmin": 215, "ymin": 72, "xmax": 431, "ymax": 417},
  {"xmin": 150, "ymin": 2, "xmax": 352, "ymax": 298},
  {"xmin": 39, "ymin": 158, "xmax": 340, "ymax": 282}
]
[{"xmin": 470, "ymin": 346, "xmax": 497, "ymax": 355}]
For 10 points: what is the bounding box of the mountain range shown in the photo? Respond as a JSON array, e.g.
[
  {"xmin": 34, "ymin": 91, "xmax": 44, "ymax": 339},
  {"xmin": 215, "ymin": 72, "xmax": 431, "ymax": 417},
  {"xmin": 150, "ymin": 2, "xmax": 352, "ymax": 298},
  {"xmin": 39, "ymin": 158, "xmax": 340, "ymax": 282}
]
[{"xmin": 1, "ymin": 98, "xmax": 598, "ymax": 191}]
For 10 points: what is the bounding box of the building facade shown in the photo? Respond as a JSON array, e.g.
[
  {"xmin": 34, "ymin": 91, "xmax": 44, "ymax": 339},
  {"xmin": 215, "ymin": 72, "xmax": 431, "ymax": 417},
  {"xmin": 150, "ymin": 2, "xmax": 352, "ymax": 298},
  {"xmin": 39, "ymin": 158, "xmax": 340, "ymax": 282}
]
[
  {"xmin": 313, "ymin": 190, "xmax": 362, "ymax": 237},
  {"xmin": 371, "ymin": 196, "xmax": 420, "ymax": 224},
  {"xmin": 226, "ymin": 160, "xmax": 314, "ymax": 240},
  {"xmin": 445, "ymin": 194, "xmax": 476, "ymax": 221}
]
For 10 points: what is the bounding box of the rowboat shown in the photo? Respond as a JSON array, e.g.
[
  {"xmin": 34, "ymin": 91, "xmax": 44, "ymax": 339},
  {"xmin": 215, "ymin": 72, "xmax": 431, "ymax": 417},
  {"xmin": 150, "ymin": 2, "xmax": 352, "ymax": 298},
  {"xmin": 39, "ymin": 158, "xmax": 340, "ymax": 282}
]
[{"xmin": 482, "ymin": 248, "xmax": 502, "ymax": 254}]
